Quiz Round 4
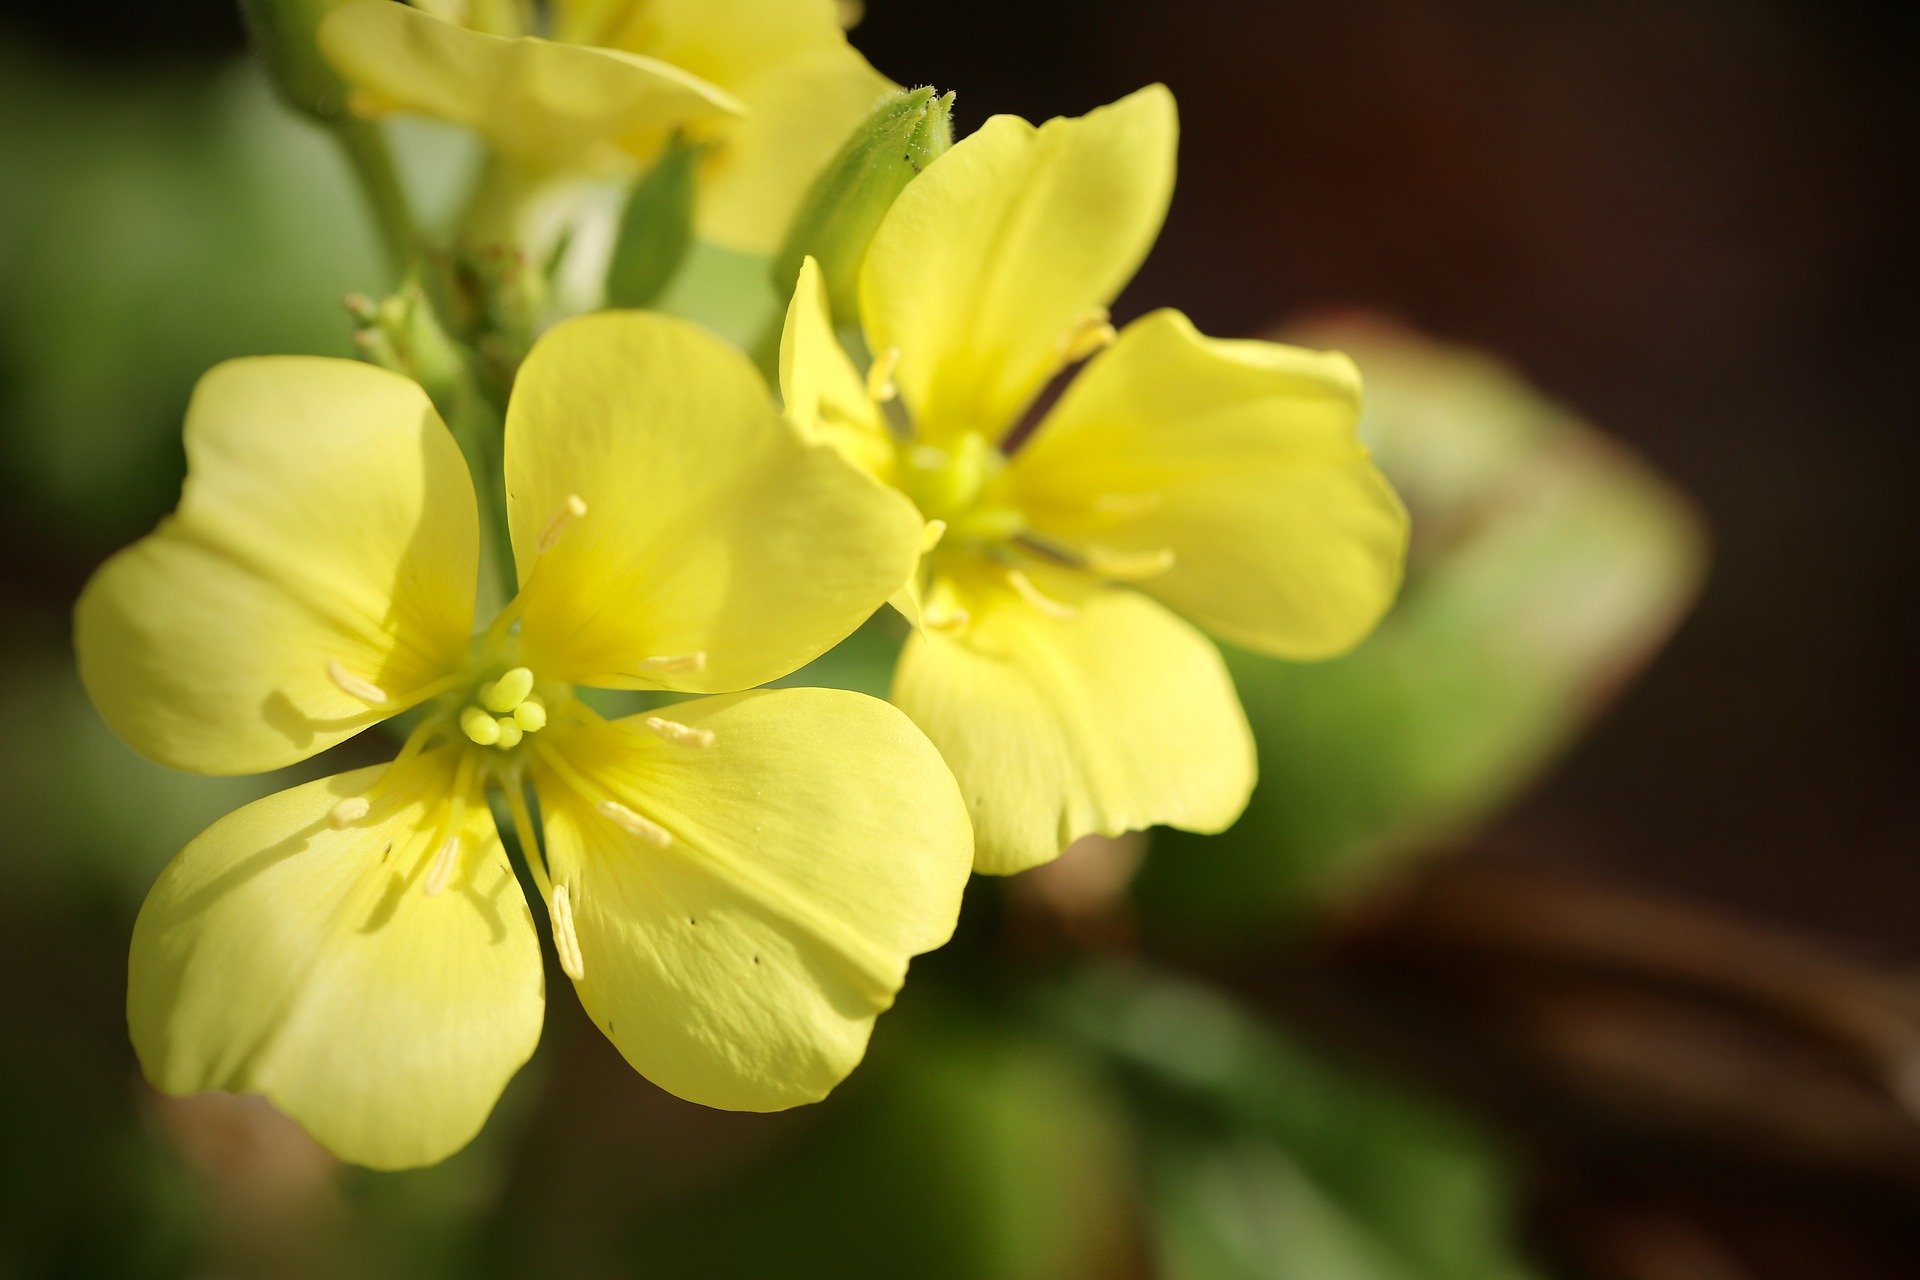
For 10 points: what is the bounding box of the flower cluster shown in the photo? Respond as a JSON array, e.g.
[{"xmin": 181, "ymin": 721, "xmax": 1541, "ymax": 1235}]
[{"xmin": 76, "ymin": 0, "xmax": 1407, "ymax": 1168}]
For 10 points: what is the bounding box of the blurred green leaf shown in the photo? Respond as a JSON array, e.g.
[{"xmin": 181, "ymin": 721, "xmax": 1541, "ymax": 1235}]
[
  {"xmin": 1137, "ymin": 316, "xmax": 1706, "ymax": 940},
  {"xmin": 1049, "ymin": 962, "xmax": 1546, "ymax": 1280},
  {"xmin": 0, "ymin": 40, "xmax": 382, "ymax": 545},
  {"xmin": 613, "ymin": 1000, "xmax": 1133, "ymax": 1280}
]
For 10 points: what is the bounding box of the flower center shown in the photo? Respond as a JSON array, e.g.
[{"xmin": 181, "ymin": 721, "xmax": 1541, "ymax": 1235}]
[
  {"xmin": 898, "ymin": 431, "xmax": 1025, "ymax": 548},
  {"xmin": 455, "ymin": 665, "xmax": 549, "ymax": 752}
]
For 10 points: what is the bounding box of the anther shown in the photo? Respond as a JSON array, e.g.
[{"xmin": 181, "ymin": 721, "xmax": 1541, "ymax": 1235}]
[
  {"xmin": 1006, "ymin": 568, "xmax": 1078, "ymax": 619},
  {"xmin": 1056, "ymin": 306, "xmax": 1117, "ymax": 365},
  {"xmin": 480, "ymin": 666, "xmax": 535, "ymax": 713},
  {"xmin": 596, "ymin": 800, "xmax": 673, "ymax": 847},
  {"xmin": 1083, "ymin": 544, "xmax": 1177, "ymax": 581},
  {"xmin": 327, "ymin": 659, "xmax": 388, "ymax": 706},
  {"xmin": 495, "ymin": 718, "xmax": 525, "ymax": 750},
  {"xmin": 513, "ymin": 698, "xmax": 548, "ymax": 732},
  {"xmin": 922, "ymin": 602, "xmax": 971, "ymax": 634},
  {"xmin": 537, "ymin": 494, "xmax": 588, "ymax": 553},
  {"xmin": 636, "ymin": 652, "xmax": 708, "ymax": 675},
  {"xmin": 919, "ymin": 519, "xmax": 948, "ymax": 554},
  {"xmin": 328, "ymin": 795, "xmax": 371, "ymax": 829},
  {"xmin": 460, "ymin": 705, "xmax": 502, "ymax": 746},
  {"xmin": 644, "ymin": 716, "xmax": 716, "ymax": 748},
  {"xmin": 866, "ymin": 346, "xmax": 901, "ymax": 404},
  {"xmin": 550, "ymin": 883, "xmax": 585, "ymax": 981},
  {"xmin": 423, "ymin": 836, "xmax": 460, "ymax": 896}
]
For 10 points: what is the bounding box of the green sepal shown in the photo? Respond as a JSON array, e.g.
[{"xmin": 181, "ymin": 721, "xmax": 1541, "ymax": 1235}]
[{"xmin": 604, "ymin": 134, "xmax": 705, "ymax": 309}]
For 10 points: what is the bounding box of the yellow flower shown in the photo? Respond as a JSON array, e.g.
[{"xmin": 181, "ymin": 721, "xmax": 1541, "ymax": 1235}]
[
  {"xmin": 317, "ymin": 0, "xmax": 892, "ymax": 250},
  {"xmin": 75, "ymin": 311, "xmax": 970, "ymax": 1169},
  {"xmin": 778, "ymin": 86, "xmax": 1410, "ymax": 875}
]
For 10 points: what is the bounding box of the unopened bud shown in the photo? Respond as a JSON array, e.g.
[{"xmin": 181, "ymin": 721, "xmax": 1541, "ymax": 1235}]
[
  {"xmin": 773, "ymin": 86, "xmax": 954, "ymax": 320},
  {"xmin": 605, "ymin": 134, "xmax": 704, "ymax": 309}
]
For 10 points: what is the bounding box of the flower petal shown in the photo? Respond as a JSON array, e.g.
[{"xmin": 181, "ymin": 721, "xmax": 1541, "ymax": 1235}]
[
  {"xmin": 893, "ymin": 558, "xmax": 1254, "ymax": 875},
  {"xmin": 859, "ymin": 85, "xmax": 1176, "ymax": 446},
  {"xmin": 75, "ymin": 357, "xmax": 478, "ymax": 775},
  {"xmin": 561, "ymin": 0, "xmax": 893, "ymax": 249},
  {"xmin": 128, "ymin": 752, "xmax": 544, "ymax": 1170},
  {"xmin": 1006, "ymin": 309, "xmax": 1409, "ymax": 660},
  {"xmin": 779, "ymin": 255, "xmax": 896, "ymax": 482},
  {"xmin": 530, "ymin": 689, "xmax": 971, "ymax": 1109},
  {"xmin": 318, "ymin": 0, "xmax": 742, "ymax": 170},
  {"xmin": 505, "ymin": 311, "xmax": 922, "ymax": 693}
]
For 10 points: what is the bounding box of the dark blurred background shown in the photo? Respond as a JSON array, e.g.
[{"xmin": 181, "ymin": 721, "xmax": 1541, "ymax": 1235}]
[{"xmin": 3, "ymin": 2, "xmax": 1916, "ymax": 1278}]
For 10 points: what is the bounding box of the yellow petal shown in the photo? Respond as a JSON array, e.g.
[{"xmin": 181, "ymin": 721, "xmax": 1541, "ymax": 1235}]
[
  {"xmin": 779, "ymin": 255, "xmax": 895, "ymax": 482},
  {"xmin": 1006, "ymin": 309, "xmax": 1409, "ymax": 659},
  {"xmin": 318, "ymin": 0, "xmax": 742, "ymax": 171},
  {"xmin": 859, "ymin": 85, "xmax": 1176, "ymax": 446},
  {"xmin": 128, "ymin": 752, "xmax": 544, "ymax": 1170},
  {"xmin": 529, "ymin": 689, "xmax": 971, "ymax": 1109},
  {"xmin": 893, "ymin": 557, "xmax": 1254, "ymax": 875},
  {"xmin": 75, "ymin": 357, "xmax": 477, "ymax": 775},
  {"xmin": 557, "ymin": 0, "xmax": 890, "ymax": 245},
  {"xmin": 504, "ymin": 310, "xmax": 922, "ymax": 693}
]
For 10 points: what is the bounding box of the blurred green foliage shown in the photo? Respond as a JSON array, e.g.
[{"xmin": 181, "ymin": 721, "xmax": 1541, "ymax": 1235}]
[{"xmin": 1137, "ymin": 317, "xmax": 1706, "ymax": 944}]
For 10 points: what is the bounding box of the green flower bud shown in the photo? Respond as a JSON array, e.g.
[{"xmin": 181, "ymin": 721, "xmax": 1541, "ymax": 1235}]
[
  {"xmin": 773, "ymin": 86, "xmax": 954, "ymax": 320},
  {"xmin": 238, "ymin": 0, "xmax": 355, "ymax": 121},
  {"xmin": 605, "ymin": 134, "xmax": 705, "ymax": 310}
]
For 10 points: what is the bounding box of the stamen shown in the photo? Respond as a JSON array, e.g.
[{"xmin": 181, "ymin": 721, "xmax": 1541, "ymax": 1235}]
[
  {"xmin": 512, "ymin": 698, "xmax": 548, "ymax": 732},
  {"xmin": 1083, "ymin": 544, "xmax": 1177, "ymax": 581},
  {"xmin": 635, "ymin": 651, "xmax": 708, "ymax": 675},
  {"xmin": 460, "ymin": 705, "xmax": 502, "ymax": 746},
  {"xmin": 494, "ymin": 718, "xmax": 525, "ymax": 749},
  {"xmin": 644, "ymin": 716, "xmax": 715, "ymax": 748},
  {"xmin": 1093, "ymin": 490, "xmax": 1165, "ymax": 517},
  {"xmin": 423, "ymin": 835, "xmax": 460, "ymax": 896},
  {"xmin": 596, "ymin": 800, "xmax": 673, "ymax": 847},
  {"xmin": 866, "ymin": 346, "xmax": 901, "ymax": 404},
  {"xmin": 922, "ymin": 602, "xmax": 970, "ymax": 634},
  {"xmin": 919, "ymin": 519, "xmax": 948, "ymax": 554},
  {"xmin": 328, "ymin": 796, "xmax": 371, "ymax": 829},
  {"xmin": 1056, "ymin": 306, "xmax": 1117, "ymax": 365},
  {"xmin": 1006, "ymin": 568, "xmax": 1078, "ymax": 619},
  {"xmin": 327, "ymin": 659, "xmax": 388, "ymax": 706},
  {"xmin": 537, "ymin": 494, "xmax": 588, "ymax": 553},
  {"xmin": 480, "ymin": 666, "xmax": 535, "ymax": 713},
  {"xmin": 550, "ymin": 883, "xmax": 585, "ymax": 980}
]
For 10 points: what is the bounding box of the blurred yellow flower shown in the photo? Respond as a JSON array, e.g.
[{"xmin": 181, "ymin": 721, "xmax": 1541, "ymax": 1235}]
[
  {"xmin": 780, "ymin": 86, "xmax": 1410, "ymax": 875},
  {"xmin": 76, "ymin": 312, "xmax": 968, "ymax": 1169},
  {"xmin": 317, "ymin": 0, "xmax": 892, "ymax": 249}
]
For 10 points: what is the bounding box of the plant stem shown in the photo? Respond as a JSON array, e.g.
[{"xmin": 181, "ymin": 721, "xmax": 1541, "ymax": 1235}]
[{"xmin": 332, "ymin": 117, "xmax": 416, "ymax": 277}]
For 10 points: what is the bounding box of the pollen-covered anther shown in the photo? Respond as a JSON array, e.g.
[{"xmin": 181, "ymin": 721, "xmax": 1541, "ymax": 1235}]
[
  {"xmin": 636, "ymin": 651, "xmax": 708, "ymax": 675},
  {"xmin": 328, "ymin": 795, "xmax": 372, "ymax": 829},
  {"xmin": 866, "ymin": 346, "xmax": 901, "ymax": 404},
  {"xmin": 645, "ymin": 716, "xmax": 716, "ymax": 748},
  {"xmin": 922, "ymin": 602, "xmax": 970, "ymax": 634},
  {"xmin": 327, "ymin": 659, "xmax": 388, "ymax": 706},
  {"xmin": 479, "ymin": 666, "xmax": 535, "ymax": 713},
  {"xmin": 1006, "ymin": 568, "xmax": 1078, "ymax": 619},
  {"xmin": 494, "ymin": 718, "xmax": 524, "ymax": 749},
  {"xmin": 597, "ymin": 800, "xmax": 673, "ymax": 847},
  {"xmin": 537, "ymin": 494, "xmax": 588, "ymax": 553},
  {"xmin": 460, "ymin": 705, "xmax": 502, "ymax": 746},
  {"xmin": 1056, "ymin": 306, "xmax": 1117, "ymax": 365},
  {"xmin": 423, "ymin": 835, "xmax": 460, "ymax": 896},
  {"xmin": 550, "ymin": 883, "xmax": 585, "ymax": 980},
  {"xmin": 1083, "ymin": 544, "xmax": 1176, "ymax": 581},
  {"xmin": 512, "ymin": 698, "xmax": 547, "ymax": 732}
]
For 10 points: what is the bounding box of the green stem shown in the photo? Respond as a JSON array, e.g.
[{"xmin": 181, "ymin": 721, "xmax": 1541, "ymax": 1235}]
[{"xmin": 332, "ymin": 117, "xmax": 416, "ymax": 277}]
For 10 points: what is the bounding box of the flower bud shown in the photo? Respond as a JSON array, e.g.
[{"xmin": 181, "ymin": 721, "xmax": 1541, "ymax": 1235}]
[
  {"xmin": 238, "ymin": 0, "xmax": 356, "ymax": 121},
  {"xmin": 604, "ymin": 135, "xmax": 704, "ymax": 309},
  {"xmin": 773, "ymin": 86, "xmax": 954, "ymax": 320}
]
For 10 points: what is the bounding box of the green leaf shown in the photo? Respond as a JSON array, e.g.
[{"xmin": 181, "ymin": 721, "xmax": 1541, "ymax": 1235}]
[{"xmin": 1136, "ymin": 317, "xmax": 1706, "ymax": 941}]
